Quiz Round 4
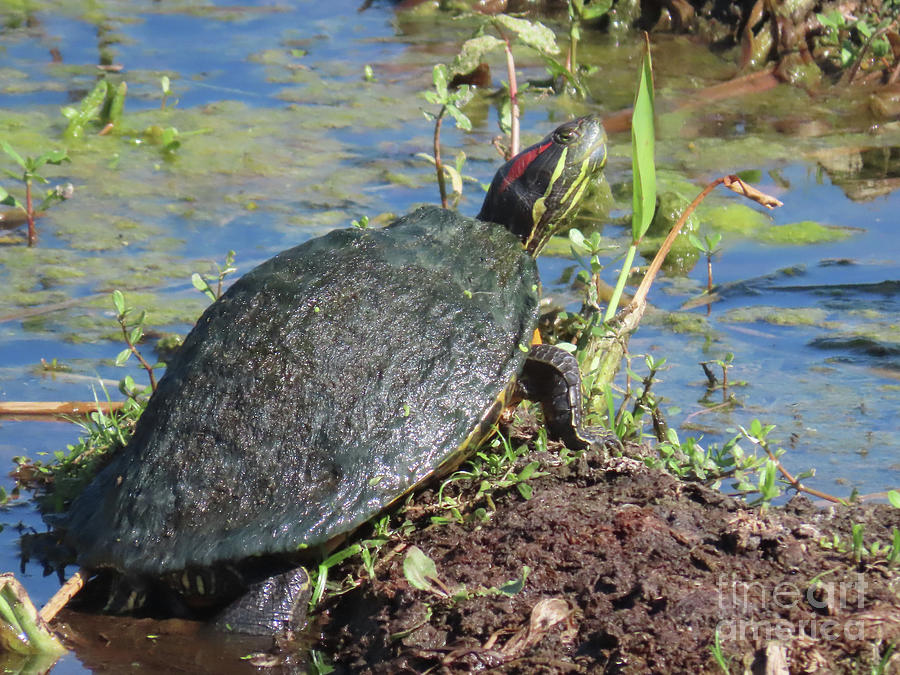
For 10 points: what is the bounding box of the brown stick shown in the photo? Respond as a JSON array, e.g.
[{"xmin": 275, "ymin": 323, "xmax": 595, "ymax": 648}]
[
  {"xmin": 39, "ymin": 568, "xmax": 88, "ymax": 624},
  {"xmin": 628, "ymin": 175, "xmax": 782, "ymax": 313},
  {"xmin": 0, "ymin": 401, "xmax": 124, "ymax": 416},
  {"xmin": 758, "ymin": 440, "xmax": 844, "ymax": 504}
]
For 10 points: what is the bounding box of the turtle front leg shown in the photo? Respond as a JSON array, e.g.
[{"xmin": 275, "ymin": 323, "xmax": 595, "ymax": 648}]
[{"xmin": 518, "ymin": 343, "xmax": 611, "ymax": 451}]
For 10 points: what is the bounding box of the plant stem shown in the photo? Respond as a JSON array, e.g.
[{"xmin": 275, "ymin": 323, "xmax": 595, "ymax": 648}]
[
  {"xmin": 629, "ymin": 177, "xmax": 722, "ymax": 312},
  {"xmin": 758, "ymin": 439, "xmax": 844, "ymax": 504},
  {"xmin": 434, "ymin": 106, "xmax": 448, "ymax": 209},
  {"xmin": 721, "ymin": 363, "xmax": 729, "ymax": 402},
  {"xmin": 119, "ymin": 323, "xmax": 158, "ymax": 392},
  {"xmin": 568, "ymin": 21, "xmax": 578, "ymax": 76},
  {"xmin": 502, "ymin": 36, "xmax": 520, "ymax": 157},
  {"xmin": 25, "ymin": 178, "xmax": 35, "ymax": 247}
]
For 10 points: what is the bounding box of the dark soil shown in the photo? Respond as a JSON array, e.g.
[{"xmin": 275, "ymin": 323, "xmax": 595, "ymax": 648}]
[
  {"xmin": 318, "ymin": 445, "xmax": 900, "ymax": 674},
  {"xmin": 49, "ymin": 441, "xmax": 900, "ymax": 674}
]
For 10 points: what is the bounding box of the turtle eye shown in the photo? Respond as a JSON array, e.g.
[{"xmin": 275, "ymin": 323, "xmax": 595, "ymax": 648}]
[{"xmin": 554, "ymin": 126, "xmax": 578, "ymax": 144}]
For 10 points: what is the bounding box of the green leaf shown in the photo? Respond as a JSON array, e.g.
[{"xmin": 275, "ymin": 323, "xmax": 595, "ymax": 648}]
[
  {"xmin": 63, "ymin": 79, "xmax": 109, "ymax": 141},
  {"xmin": 888, "ymin": 490, "xmax": 900, "ymax": 509},
  {"xmin": 0, "ymin": 140, "xmax": 26, "ymax": 169},
  {"xmin": 0, "ymin": 186, "xmax": 20, "ymax": 208},
  {"xmin": 106, "ymin": 81, "xmax": 127, "ymax": 125},
  {"xmin": 579, "ymin": 0, "xmax": 613, "ymax": 21},
  {"xmin": 517, "ymin": 461, "xmax": 539, "ymax": 482},
  {"xmin": 452, "ymin": 35, "xmax": 505, "ymax": 75},
  {"xmin": 568, "ymin": 227, "xmax": 586, "ymax": 250},
  {"xmin": 129, "ymin": 325, "xmax": 143, "ymax": 346},
  {"xmin": 630, "ymin": 35, "xmax": 656, "ymax": 243},
  {"xmin": 492, "ymin": 15, "xmax": 560, "ymax": 55},
  {"xmin": 403, "ymin": 546, "xmax": 443, "ymax": 595},
  {"xmin": 320, "ymin": 543, "xmax": 362, "ymax": 569},
  {"xmin": 34, "ymin": 149, "xmax": 69, "ymax": 168},
  {"xmin": 445, "ymin": 103, "xmax": 472, "ymax": 132},
  {"xmin": 432, "ymin": 64, "xmax": 449, "ymax": 100},
  {"xmin": 516, "ymin": 482, "xmax": 533, "ymax": 500},
  {"xmin": 191, "ymin": 273, "xmax": 216, "ymax": 301},
  {"xmin": 497, "ymin": 565, "xmax": 530, "ymax": 595},
  {"xmin": 115, "ymin": 348, "xmax": 132, "ymax": 366},
  {"xmin": 112, "ymin": 289, "xmax": 126, "ymax": 315}
]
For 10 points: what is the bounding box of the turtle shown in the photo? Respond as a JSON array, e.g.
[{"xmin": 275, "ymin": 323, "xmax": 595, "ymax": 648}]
[{"xmin": 56, "ymin": 114, "xmax": 609, "ymax": 635}]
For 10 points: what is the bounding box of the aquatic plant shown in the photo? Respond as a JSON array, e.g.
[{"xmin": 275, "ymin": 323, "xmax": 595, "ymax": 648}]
[
  {"xmin": 419, "ymin": 64, "xmax": 474, "ymax": 208},
  {"xmin": 0, "ymin": 141, "xmax": 71, "ymax": 247}
]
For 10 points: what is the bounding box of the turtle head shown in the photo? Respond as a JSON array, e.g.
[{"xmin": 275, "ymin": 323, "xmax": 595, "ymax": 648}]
[{"xmin": 478, "ymin": 115, "xmax": 607, "ymax": 257}]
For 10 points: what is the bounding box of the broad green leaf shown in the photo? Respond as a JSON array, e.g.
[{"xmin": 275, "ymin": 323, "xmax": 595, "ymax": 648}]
[
  {"xmin": 492, "ymin": 15, "xmax": 560, "ymax": 55},
  {"xmin": 432, "ymin": 64, "xmax": 448, "ymax": 100},
  {"xmin": 0, "ymin": 186, "xmax": 20, "ymax": 208},
  {"xmin": 568, "ymin": 228, "xmax": 586, "ymax": 250},
  {"xmin": 517, "ymin": 461, "xmax": 539, "ymax": 482},
  {"xmin": 445, "ymin": 103, "xmax": 472, "ymax": 132},
  {"xmin": 452, "ymin": 35, "xmax": 505, "ymax": 75},
  {"xmin": 34, "ymin": 149, "xmax": 68, "ymax": 168},
  {"xmin": 111, "ymin": 289, "xmax": 126, "ymax": 315},
  {"xmin": 114, "ymin": 348, "xmax": 132, "ymax": 366},
  {"xmin": 631, "ymin": 36, "xmax": 656, "ymax": 243},
  {"xmin": 454, "ymin": 150, "xmax": 466, "ymax": 174},
  {"xmin": 63, "ymin": 79, "xmax": 108, "ymax": 141},
  {"xmin": 442, "ymin": 163, "xmax": 463, "ymax": 197},
  {"xmin": 497, "ymin": 566, "xmax": 530, "ymax": 595},
  {"xmin": 403, "ymin": 546, "xmax": 442, "ymax": 594},
  {"xmin": 129, "ymin": 326, "xmax": 143, "ymax": 346},
  {"xmin": 888, "ymin": 490, "xmax": 900, "ymax": 509},
  {"xmin": 0, "ymin": 140, "xmax": 26, "ymax": 169},
  {"xmin": 579, "ymin": 0, "xmax": 613, "ymax": 20},
  {"xmin": 191, "ymin": 273, "xmax": 216, "ymax": 301}
]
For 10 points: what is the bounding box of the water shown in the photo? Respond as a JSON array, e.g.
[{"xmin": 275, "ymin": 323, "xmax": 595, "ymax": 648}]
[{"xmin": 0, "ymin": 0, "xmax": 898, "ymax": 669}]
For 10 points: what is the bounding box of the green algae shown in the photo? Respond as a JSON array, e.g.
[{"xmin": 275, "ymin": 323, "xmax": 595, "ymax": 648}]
[
  {"xmin": 758, "ymin": 220, "xmax": 858, "ymax": 245},
  {"xmin": 700, "ymin": 202, "xmax": 772, "ymax": 236},
  {"xmin": 720, "ymin": 306, "xmax": 832, "ymax": 327},
  {"xmin": 656, "ymin": 311, "xmax": 714, "ymax": 335}
]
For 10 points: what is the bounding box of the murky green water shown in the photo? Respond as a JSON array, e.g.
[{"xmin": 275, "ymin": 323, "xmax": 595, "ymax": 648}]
[{"xmin": 0, "ymin": 0, "xmax": 898, "ymax": 670}]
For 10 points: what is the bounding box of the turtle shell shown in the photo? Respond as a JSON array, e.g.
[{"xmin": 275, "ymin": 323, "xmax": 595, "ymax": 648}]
[{"xmin": 62, "ymin": 205, "xmax": 540, "ymax": 577}]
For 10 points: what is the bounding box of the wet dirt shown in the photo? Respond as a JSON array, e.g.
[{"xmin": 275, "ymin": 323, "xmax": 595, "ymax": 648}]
[{"xmin": 316, "ymin": 443, "xmax": 900, "ymax": 674}]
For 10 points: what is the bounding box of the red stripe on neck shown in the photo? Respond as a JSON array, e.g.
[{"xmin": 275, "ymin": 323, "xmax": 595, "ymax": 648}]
[{"xmin": 500, "ymin": 141, "xmax": 551, "ymax": 193}]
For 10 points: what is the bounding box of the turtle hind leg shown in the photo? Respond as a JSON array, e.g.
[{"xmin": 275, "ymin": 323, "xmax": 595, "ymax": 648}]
[
  {"xmin": 212, "ymin": 567, "xmax": 311, "ymax": 636},
  {"xmin": 518, "ymin": 343, "xmax": 614, "ymax": 451}
]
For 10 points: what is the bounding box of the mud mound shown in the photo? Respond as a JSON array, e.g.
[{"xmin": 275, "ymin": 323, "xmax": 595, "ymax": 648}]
[{"xmin": 321, "ymin": 451, "xmax": 900, "ymax": 673}]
